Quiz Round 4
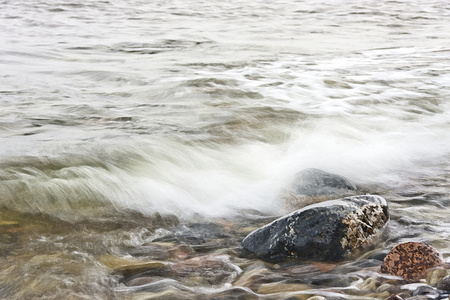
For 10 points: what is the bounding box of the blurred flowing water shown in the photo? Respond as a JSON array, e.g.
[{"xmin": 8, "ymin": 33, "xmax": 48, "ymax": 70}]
[{"xmin": 1, "ymin": 0, "xmax": 450, "ymax": 299}]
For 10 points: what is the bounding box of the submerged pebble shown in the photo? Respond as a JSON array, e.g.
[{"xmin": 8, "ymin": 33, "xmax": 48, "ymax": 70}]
[
  {"xmin": 127, "ymin": 242, "xmax": 194, "ymax": 261},
  {"xmin": 120, "ymin": 254, "xmax": 241, "ymax": 290},
  {"xmin": 152, "ymin": 222, "xmax": 233, "ymax": 253},
  {"xmin": 170, "ymin": 254, "xmax": 242, "ymax": 285},
  {"xmin": 98, "ymin": 254, "xmax": 168, "ymax": 278},
  {"xmin": 257, "ymin": 282, "xmax": 312, "ymax": 294}
]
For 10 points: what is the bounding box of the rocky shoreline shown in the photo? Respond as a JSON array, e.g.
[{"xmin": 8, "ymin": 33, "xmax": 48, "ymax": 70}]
[
  {"xmin": 1, "ymin": 168, "xmax": 449, "ymax": 299},
  {"xmin": 109, "ymin": 169, "xmax": 450, "ymax": 300}
]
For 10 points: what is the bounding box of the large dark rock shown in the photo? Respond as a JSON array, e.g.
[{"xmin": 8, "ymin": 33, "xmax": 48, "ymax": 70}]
[{"xmin": 241, "ymin": 195, "xmax": 389, "ymax": 263}]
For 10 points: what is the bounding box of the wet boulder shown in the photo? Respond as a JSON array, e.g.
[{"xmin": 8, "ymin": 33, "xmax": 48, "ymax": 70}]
[
  {"xmin": 241, "ymin": 195, "xmax": 389, "ymax": 262},
  {"xmin": 283, "ymin": 168, "xmax": 358, "ymax": 209},
  {"xmin": 290, "ymin": 168, "xmax": 357, "ymax": 197}
]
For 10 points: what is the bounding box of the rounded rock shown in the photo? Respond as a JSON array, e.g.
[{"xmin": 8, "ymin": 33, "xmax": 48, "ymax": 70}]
[
  {"xmin": 380, "ymin": 242, "xmax": 443, "ymax": 281},
  {"xmin": 241, "ymin": 195, "xmax": 389, "ymax": 262},
  {"xmin": 290, "ymin": 168, "xmax": 357, "ymax": 197},
  {"xmin": 283, "ymin": 168, "xmax": 358, "ymax": 210}
]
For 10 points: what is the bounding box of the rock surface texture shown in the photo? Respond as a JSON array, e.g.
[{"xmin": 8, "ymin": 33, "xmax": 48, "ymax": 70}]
[
  {"xmin": 241, "ymin": 195, "xmax": 389, "ymax": 262},
  {"xmin": 380, "ymin": 242, "xmax": 444, "ymax": 281}
]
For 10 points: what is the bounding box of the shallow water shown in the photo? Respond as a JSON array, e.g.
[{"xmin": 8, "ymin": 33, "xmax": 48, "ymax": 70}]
[{"xmin": 1, "ymin": 0, "xmax": 450, "ymax": 299}]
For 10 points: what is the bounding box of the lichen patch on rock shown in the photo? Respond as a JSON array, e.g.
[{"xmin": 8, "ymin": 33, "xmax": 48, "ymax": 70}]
[{"xmin": 341, "ymin": 202, "xmax": 389, "ymax": 252}]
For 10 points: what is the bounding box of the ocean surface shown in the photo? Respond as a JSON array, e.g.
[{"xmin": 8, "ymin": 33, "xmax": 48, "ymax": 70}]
[{"xmin": 1, "ymin": 0, "xmax": 450, "ymax": 299}]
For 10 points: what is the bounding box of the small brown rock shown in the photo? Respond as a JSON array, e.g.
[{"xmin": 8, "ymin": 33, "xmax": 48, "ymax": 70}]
[{"xmin": 380, "ymin": 242, "xmax": 443, "ymax": 281}]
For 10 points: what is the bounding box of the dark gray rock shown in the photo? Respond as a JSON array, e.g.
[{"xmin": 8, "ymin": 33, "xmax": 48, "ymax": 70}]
[
  {"xmin": 437, "ymin": 275, "xmax": 450, "ymax": 292},
  {"xmin": 241, "ymin": 195, "xmax": 389, "ymax": 263},
  {"xmin": 290, "ymin": 168, "xmax": 357, "ymax": 197},
  {"xmin": 283, "ymin": 168, "xmax": 359, "ymax": 210},
  {"xmin": 411, "ymin": 285, "xmax": 449, "ymax": 300}
]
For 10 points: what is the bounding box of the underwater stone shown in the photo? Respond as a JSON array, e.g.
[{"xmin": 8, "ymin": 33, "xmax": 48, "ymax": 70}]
[
  {"xmin": 152, "ymin": 222, "xmax": 230, "ymax": 252},
  {"xmin": 437, "ymin": 275, "xmax": 450, "ymax": 292},
  {"xmin": 283, "ymin": 168, "xmax": 358, "ymax": 210},
  {"xmin": 170, "ymin": 254, "xmax": 241, "ymax": 285},
  {"xmin": 426, "ymin": 267, "xmax": 450, "ymax": 287},
  {"xmin": 203, "ymin": 286, "xmax": 259, "ymax": 300},
  {"xmin": 380, "ymin": 242, "xmax": 444, "ymax": 281},
  {"xmin": 290, "ymin": 168, "xmax": 357, "ymax": 197},
  {"xmin": 241, "ymin": 195, "xmax": 389, "ymax": 262},
  {"xmin": 98, "ymin": 254, "xmax": 168, "ymax": 278},
  {"xmin": 257, "ymin": 282, "xmax": 312, "ymax": 294},
  {"xmin": 122, "ymin": 254, "xmax": 241, "ymax": 288}
]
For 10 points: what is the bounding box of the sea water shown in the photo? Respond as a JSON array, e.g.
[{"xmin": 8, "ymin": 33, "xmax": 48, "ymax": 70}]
[{"xmin": 1, "ymin": 0, "xmax": 449, "ymax": 298}]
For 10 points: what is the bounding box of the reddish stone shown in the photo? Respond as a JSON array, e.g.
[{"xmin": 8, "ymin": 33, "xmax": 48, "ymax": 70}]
[{"xmin": 380, "ymin": 242, "xmax": 443, "ymax": 281}]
